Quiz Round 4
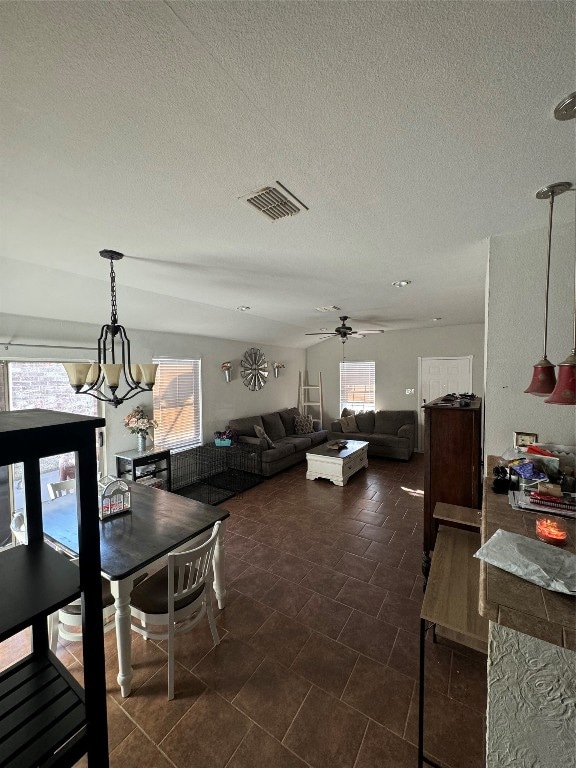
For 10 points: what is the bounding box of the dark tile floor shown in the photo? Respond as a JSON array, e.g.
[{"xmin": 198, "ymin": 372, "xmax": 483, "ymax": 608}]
[{"xmin": 0, "ymin": 453, "xmax": 487, "ymax": 767}]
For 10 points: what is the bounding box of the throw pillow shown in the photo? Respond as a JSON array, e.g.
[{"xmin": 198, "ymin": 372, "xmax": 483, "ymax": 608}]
[
  {"xmin": 355, "ymin": 410, "xmax": 375, "ymax": 433},
  {"xmin": 339, "ymin": 415, "xmax": 359, "ymax": 433},
  {"xmin": 254, "ymin": 424, "xmax": 275, "ymax": 449},
  {"xmin": 261, "ymin": 411, "xmax": 286, "ymax": 442},
  {"xmin": 294, "ymin": 413, "xmax": 314, "ymax": 434},
  {"xmin": 279, "ymin": 407, "xmax": 300, "ymax": 436}
]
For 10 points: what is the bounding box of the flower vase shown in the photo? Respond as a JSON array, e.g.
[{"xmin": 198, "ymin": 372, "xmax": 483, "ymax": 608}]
[{"xmin": 137, "ymin": 434, "xmax": 147, "ymax": 452}]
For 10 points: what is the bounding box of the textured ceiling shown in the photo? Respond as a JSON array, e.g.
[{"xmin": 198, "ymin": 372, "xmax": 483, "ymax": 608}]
[{"xmin": 1, "ymin": 1, "xmax": 574, "ymax": 348}]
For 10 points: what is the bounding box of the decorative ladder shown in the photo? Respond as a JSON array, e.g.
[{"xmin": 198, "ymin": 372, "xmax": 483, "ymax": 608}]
[{"xmin": 298, "ymin": 371, "xmax": 324, "ymax": 428}]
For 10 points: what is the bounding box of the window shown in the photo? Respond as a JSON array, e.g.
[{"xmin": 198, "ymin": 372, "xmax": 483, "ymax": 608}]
[
  {"xmin": 2, "ymin": 361, "xmax": 102, "ymax": 544},
  {"xmin": 340, "ymin": 361, "xmax": 375, "ymax": 413},
  {"xmin": 153, "ymin": 359, "xmax": 202, "ymax": 451}
]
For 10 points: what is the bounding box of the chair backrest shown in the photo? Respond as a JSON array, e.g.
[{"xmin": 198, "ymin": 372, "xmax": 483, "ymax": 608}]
[
  {"xmin": 48, "ymin": 479, "xmax": 77, "ymax": 499},
  {"xmin": 167, "ymin": 521, "xmax": 221, "ymax": 610}
]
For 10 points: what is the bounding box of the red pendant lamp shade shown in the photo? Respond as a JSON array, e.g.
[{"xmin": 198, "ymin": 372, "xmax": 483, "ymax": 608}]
[
  {"xmin": 545, "ymin": 352, "xmax": 576, "ymax": 405},
  {"xmin": 524, "ymin": 358, "xmax": 557, "ymax": 396},
  {"xmin": 546, "ymin": 279, "xmax": 576, "ymax": 405}
]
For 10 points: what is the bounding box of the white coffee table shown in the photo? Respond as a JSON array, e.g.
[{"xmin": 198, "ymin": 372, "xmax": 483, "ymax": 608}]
[{"xmin": 306, "ymin": 440, "xmax": 369, "ymax": 486}]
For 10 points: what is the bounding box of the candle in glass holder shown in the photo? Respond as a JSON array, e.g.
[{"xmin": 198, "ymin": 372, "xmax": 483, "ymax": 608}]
[{"xmin": 535, "ymin": 516, "xmax": 568, "ymax": 545}]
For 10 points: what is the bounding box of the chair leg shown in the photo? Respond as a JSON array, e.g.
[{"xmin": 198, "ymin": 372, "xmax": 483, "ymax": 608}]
[
  {"xmin": 206, "ymin": 589, "xmax": 220, "ymax": 646},
  {"xmin": 168, "ymin": 621, "xmax": 174, "ymax": 701},
  {"xmin": 48, "ymin": 612, "xmax": 59, "ymax": 652}
]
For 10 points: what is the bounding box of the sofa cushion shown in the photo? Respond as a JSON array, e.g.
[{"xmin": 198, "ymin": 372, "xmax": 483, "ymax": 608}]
[
  {"xmin": 261, "ymin": 441, "xmax": 296, "ymax": 462},
  {"xmin": 338, "ymin": 432, "xmax": 371, "ymax": 442},
  {"xmin": 309, "ymin": 429, "xmax": 328, "ymax": 446},
  {"xmin": 369, "ymin": 434, "xmax": 409, "ymax": 449},
  {"xmin": 355, "ymin": 411, "xmax": 375, "ymax": 433},
  {"xmin": 294, "ymin": 414, "xmax": 314, "ymax": 434},
  {"xmin": 374, "ymin": 410, "xmax": 414, "ymax": 435},
  {"xmin": 339, "ymin": 415, "xmax": 359, "ymax": 433},
  {"xmin": 261, "ymin": 412, "xmax": 286, "ymax": 442},
  {"xmin": 279, "ymin": 407, "xmax": 300, "ymax": 436},
  {"xmin": 255, "ymin": 424, "xmax": 275, "ymax": 448},
  {"xmin": 228, "ymin": 415, "xmax": 264, "ymax": 437},
  {"xmin": 282, "ymin": 436, "xmax": 313, "ymax": 451}
]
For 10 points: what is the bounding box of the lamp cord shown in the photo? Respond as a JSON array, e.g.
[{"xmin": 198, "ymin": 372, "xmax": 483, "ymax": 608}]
[
  {"xmin": 542, "ymin": 192, "xmax": 555, "ymax": 358},
  {"xmin": 572, "ymin": 190, "xmax": 576, "ymax": 354}
]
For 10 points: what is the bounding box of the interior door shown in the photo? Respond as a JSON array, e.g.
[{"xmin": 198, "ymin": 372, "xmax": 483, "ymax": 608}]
[{"xmin": 417, "ymin": 356, "xmax": 473, "ymax": 451}]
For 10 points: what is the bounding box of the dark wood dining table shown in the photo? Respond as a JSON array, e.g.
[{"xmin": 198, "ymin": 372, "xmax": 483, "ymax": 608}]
[{"xmin": 41, "ymin": 482, "xmax": 229, "ymax": 697}]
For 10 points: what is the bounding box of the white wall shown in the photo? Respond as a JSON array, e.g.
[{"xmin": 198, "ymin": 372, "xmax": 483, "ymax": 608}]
[
  {"xmin": 0, "ymin": 313, "xmax": 305, "ymax": 472},
  {"xmin": 485, "ymin": 221, "xmax": 575, "ymax": 457},
  {"xmin": 305, "ymin": 323, "xmax": 485, "ymax": 430}
]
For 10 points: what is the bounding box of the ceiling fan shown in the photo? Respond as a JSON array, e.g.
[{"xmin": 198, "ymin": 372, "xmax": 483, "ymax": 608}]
[{"xmin": 306, "ymin": 316, "xmax": 386, "ymax": 343}]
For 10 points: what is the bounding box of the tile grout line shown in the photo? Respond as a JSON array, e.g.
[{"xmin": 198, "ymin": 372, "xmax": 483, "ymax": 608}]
[{"xmin": 351, "ymin": 718, "xmax": 371, "ymax": 768}]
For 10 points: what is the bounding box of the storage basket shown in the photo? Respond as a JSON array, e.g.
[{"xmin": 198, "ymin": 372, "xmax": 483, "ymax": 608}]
[{"xmin": 215, "ymin": 438, "xmax": 232, "ymax": 447}]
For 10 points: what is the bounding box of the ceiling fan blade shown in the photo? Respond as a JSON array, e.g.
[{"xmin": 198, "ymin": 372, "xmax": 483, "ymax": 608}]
[
  {"xmin": 305, "ymin": 332, "xmax": 337, "ymax": 336},
  {"xmin": 358, "ymin": 329, "xmax": 386, "ymax": 334}
]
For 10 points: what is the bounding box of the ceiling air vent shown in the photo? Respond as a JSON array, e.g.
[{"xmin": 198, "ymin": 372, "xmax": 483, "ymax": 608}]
[{"xmin": 240, "ymin": 181, "xmax": 308, "ymax": 221}]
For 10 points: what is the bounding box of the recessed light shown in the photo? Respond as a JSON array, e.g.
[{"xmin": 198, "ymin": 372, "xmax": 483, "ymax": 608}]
[
  {"xmin": 236, "ymin": 306, "xmax": 251, "ymax": 311},
  {"xmin": 315, "ymin": 305, "xmax": 341, "ymax": 312},
  {"xmin": 391, "ymin": 280, "xmax": 411, "ymax": 288},
  {"xmin": 432, "ymin": 317, "xmax": 442, "ymax": 322}
]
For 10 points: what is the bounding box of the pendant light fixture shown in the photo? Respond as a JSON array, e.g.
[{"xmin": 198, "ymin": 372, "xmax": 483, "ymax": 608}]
[
  {"xmin": 545, "ymin": 194, "xmax": 576, "ymax": 405},
  {"xmin": 524, "ymin": 182, "xmax": 572, "ymax": 396},
  {"xmin": 543, "ymin": 91, "xmax": 576, "ymax": 405},
  {"xmin": 64, "ymin": 250, "xmax": 157, "ymax": 407}
]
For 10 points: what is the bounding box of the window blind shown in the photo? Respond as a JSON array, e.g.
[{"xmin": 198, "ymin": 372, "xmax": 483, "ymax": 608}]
[
  {"xmin": 153, "ymin": 359, "xmax": 202, "ymax": 452},
  {"xmin": 340, "ymin": 361, "xmax": 375, "ymax": 413}
]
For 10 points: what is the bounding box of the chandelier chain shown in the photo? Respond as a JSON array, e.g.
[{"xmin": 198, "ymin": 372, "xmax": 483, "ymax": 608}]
[{"xmin": 110, "ymin": 259, "xmax": 118, "ymax": 325}]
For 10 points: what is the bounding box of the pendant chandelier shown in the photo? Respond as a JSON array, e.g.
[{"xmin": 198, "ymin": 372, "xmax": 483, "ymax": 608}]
[
  {"xmin": 64, "ymin": 250, "xmax": 157, "ymax": 407},
  {"xmin": 524, "ymin": 182, "xmax": 572, "ymax": 396},
  {"xmin": 544, "ymin": 91, "xmax": 576, "ymax": 405},
  {"xmin": 545, "ymin": 191, "xmax": 576, "ymax": 405}
]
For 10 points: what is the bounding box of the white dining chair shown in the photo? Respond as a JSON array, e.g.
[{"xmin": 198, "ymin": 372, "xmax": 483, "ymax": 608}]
[
  {"xmin": 47, "ymin": 479, "xmax": 76, "ymax": 499},
  {"xmin": 48, "ymin": 558, "xmax": 149, "ymax": 650},
  {"xmin": 129, "ymin": 521, "xmax": 221, "ymax": 700},
  {"xmin": 48, "ymin": 558, "xmax": 116, "ymax": 649}
]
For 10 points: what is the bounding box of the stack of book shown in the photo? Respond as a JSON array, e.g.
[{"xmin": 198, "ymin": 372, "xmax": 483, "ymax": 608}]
[{"xmin": 509, "ymin": 489, "xmax": 576, "ymax": 519}]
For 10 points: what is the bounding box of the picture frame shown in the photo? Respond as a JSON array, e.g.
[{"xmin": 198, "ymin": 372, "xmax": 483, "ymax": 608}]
[{"xmin": 513, "ymin": 431, "xmax": 538, "ymax": 448}]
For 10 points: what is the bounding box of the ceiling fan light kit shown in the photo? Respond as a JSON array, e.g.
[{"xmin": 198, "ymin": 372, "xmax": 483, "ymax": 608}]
[
  {"xmin": 64, "ymin": 250, "xmax": 157, "ymax": 407},
  {"xmin": 305, "ymin": 316, "xmax": 385, "ymax": 344}
]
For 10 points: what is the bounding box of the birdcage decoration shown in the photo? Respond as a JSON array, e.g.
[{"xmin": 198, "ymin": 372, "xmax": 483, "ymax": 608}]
[{"xmin": 98, "ymin": 475, "xmax": 131, "ymax": 519}]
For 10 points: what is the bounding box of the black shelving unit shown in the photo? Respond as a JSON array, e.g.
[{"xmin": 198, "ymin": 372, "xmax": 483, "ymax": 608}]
[
  {"xmin": 115, "ymin": 447, "xmax": 171, "ymax": 491},
  {"xmin": 0, "ymin": 409, "xmax": 109, "ymax": 768}
]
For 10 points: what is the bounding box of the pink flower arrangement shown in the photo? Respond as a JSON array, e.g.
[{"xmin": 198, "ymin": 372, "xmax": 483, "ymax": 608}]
[{"xmin": 123, "ymin": 405, "xmax": 157, "ymax": 436}]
